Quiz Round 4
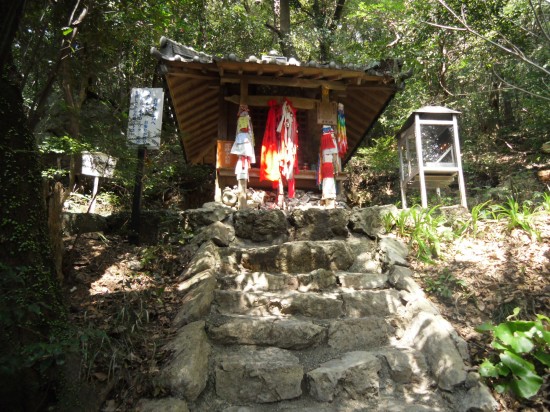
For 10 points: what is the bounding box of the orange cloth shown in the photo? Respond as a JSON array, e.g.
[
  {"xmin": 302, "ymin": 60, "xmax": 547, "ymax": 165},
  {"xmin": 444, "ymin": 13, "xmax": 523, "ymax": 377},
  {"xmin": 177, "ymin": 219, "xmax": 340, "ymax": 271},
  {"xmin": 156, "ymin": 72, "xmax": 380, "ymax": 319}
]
[{"xmin": 260, "ymin": 100, "xmax": 281, "ymax": 182}]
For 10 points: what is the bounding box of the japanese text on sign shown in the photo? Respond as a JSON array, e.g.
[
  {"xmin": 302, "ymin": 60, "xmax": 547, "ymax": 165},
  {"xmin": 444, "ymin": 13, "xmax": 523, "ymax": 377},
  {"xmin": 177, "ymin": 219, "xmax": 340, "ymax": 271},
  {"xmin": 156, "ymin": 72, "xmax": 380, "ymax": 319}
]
[{"xmin": 127, "ymin": 88, "xmax": 164, "ymax": 149}]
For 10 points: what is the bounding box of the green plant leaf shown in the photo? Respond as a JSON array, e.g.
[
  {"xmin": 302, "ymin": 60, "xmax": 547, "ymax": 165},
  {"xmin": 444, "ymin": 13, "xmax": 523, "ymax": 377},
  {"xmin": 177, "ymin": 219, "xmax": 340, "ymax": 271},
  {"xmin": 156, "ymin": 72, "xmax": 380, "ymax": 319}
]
[
  {"xmin": 492, "ymin": 340, "xmax": 509, "ymax": 351},
  {"xmin": 494, "ymin": 323, "xmax": 515, "ymax": 345},
  {"xmin": 507, "ymin": 307, "xmax": 521, "ymax": 320},
  {"xmin": 500, "ymin": 351, "xmax": 543, "ymax": 398},
  {"xmin": 500, "ymin": 350, "xmax": 536, "ymax": 374},
  {"xmin": 534, "ymin": 350, "xmax": 550, "ymax": 367},
  {"xmin": 495, "ymin": 382, "xmax": 510, "ymax": 394},
  {"xmin": 509, "ymin": 375, "xmax": 543, "ymax": 399},
  {"xmin": 479, "ymin": 359, "xmax": 505, "ymax": 378},
  {"xmin": 510, "ymin": 332, "xmax": 535, "ymax": 354},
  {"xmin": 536, "ymin": 314, "xmax": 550, "ymax": 323},
  {"xmin": 476, "ymin": 321, "xmax": 495, "ymax": 332}
]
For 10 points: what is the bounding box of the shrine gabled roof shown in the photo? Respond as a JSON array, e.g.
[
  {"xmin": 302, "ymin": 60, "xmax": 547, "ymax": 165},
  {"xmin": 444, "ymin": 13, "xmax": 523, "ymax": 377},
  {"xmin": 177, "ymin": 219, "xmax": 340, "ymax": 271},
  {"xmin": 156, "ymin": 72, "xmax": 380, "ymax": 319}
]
[{"xmin": 151, "ymin": 36, "xmax": 407, "ymax": 165}]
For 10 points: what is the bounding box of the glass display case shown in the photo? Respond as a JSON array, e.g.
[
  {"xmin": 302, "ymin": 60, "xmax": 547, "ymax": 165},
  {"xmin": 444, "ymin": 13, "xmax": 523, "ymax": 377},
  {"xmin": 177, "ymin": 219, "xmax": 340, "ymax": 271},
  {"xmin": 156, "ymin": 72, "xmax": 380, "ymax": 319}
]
[{"xmin": 396, "ymin": 106, "xmax": 467, "ymax": 208}]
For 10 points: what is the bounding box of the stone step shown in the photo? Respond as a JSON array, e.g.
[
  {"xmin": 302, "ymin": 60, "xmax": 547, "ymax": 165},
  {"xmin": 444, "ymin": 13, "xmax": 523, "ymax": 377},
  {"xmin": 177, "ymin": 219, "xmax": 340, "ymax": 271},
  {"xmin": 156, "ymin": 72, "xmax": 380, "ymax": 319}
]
[
  {"xmin": 336, "ymin": 271, "xmax": 388, "ymax": 290},
  {"xmin": 218, "ymin": 269, "xmax": 390, "ymax": 293},
  {"xmin": 213, "ymin": 289, "xmax": 403, "ymax": 318},
  {"xmin": 218, "ymin": 268, "xmax": 338, "ymax": 292},
  {"xmin": 213, "ymin": 289, "xmax": 344, "ymax": 318},
  {"xmin": 145, "ymin": 206, "xmax": 499, "ymax": 412},
  {"xmin": 215, "ymin": 346, "xmax": 304, "ymax": 404},
  {"xmin": 206, "ymin": 315, "xmax": 327, "ymax": 350},
  {"xmin": 206, "ymin": 314, "xmax": 393, "ymax": 351},
  {"xmin": 219, "ymin": 240, "xmax": 357, "ymax": 274}
]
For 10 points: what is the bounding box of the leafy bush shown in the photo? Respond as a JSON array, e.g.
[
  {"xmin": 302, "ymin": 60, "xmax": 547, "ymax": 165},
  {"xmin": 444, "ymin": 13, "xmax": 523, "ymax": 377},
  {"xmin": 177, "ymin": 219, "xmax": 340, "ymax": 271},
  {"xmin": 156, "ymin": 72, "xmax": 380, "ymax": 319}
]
[
  {"xmin": 476, "ymin": 308, "xmax": 550, "ymax": 399},
  {"xmin": 491, "ymin": 196, "xmax": 540, "ymax": 240},
  {"xmin": 38, "ymin": 135, "xmax": 92, "ymax": 154},
  {"xmin": 386, "ymin": 205, "xmax": 453, "ymax": 263}
]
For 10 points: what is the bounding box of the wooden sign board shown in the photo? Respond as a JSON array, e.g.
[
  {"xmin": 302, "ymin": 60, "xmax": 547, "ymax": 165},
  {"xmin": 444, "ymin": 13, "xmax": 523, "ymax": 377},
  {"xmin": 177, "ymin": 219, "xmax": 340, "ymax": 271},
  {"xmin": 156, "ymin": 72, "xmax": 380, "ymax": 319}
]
[
  {"xmin": 316, "ymin": 101, "xmax": 338, "ymax": 125},
  {"xmin": 80, "ymin": 152, "xmax": 117, "ymax": 178}
]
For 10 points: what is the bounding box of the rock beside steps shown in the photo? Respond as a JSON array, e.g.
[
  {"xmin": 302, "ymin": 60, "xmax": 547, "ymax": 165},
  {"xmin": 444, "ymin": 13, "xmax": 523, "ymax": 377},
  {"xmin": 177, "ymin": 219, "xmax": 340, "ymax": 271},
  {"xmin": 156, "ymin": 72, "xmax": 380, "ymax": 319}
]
[{"xmin": 136, "ymin": 207, "xmax": 497, "ymax": 412}]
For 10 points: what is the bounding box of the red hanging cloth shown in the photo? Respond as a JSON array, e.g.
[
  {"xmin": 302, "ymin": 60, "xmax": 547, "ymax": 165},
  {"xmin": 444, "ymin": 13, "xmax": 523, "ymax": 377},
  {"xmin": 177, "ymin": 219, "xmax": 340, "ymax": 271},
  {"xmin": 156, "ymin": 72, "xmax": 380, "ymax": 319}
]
[{"xmin": 260, "ymin": 100, "xmax": 281, "ymax": 182}]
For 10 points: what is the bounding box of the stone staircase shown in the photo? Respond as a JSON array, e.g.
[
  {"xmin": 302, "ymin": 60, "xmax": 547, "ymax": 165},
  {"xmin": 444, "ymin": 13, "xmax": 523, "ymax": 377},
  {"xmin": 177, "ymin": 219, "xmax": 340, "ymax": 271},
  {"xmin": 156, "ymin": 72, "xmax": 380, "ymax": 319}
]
[{"xmin": 136, "ymin": 206, "xmax": 497, "ymax": 412}]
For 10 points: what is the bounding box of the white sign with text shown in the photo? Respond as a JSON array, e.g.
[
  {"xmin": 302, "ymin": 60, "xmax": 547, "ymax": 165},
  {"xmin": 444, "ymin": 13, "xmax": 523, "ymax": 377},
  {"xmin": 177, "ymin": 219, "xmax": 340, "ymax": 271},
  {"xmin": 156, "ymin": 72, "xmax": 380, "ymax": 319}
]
[{"xmin": 127, "ymin": 88, "xmax": 164, "ymax": 149}]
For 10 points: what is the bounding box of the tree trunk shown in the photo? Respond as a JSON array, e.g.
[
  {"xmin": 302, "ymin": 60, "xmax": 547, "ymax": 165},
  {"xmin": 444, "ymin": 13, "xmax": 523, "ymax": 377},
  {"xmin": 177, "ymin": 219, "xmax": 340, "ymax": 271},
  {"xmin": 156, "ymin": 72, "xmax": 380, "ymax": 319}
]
[
  {"xmin": 0, "ymin": 1, "xmax": 67, "ymax": 410},
  {"xmin": 314, "ymin": 0, "xmax": 346, "ymax": 62},
  {"xmin": 279, "ymin": 0, "xmax": 296, "ymax": 57}
]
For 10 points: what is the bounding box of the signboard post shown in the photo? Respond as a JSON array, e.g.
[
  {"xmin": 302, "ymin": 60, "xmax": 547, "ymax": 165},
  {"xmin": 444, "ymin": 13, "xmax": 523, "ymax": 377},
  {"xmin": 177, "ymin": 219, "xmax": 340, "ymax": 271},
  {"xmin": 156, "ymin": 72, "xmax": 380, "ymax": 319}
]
[
  {"xmin": 127, "ymin": 88, "xmax": 164, "ymax": 244},
  {"xmin": 80, "ymin": 152, "xmax": 117, "ymax": 213}
]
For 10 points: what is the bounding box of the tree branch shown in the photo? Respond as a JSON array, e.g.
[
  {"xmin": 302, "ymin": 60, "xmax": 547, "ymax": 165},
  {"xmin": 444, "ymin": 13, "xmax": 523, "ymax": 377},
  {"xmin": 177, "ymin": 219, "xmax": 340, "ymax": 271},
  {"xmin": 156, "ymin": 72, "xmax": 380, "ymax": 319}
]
[
  {"xmin": 434, "ymin": 0, "xmax": 550, "ymax": 77},
  {"xmin": 529, "ymin": 0, "xmax": 550, "ymax": 43},
  {"xmin": 493, "ymin": 67, "xmax": 550, "ymax": 102},
  {"xmin": 28, "ymin": 1, "xmax": 88, "ymax": 130},
  {"xmin": 329, "ymin": 0, "xmax": 346, "ymax": 32},
  {"xmin": 264, "ymin": 21, "xmax": 282, "ymax": 37}
]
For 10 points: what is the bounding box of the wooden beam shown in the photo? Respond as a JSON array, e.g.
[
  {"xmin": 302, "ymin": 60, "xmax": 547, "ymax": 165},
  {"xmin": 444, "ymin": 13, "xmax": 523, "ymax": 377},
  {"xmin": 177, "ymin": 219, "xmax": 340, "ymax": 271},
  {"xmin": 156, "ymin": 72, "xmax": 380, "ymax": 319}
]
[
  {"xmin": 218, "ymin": 85, "xmax": 228, "ymax": 140},
  {"xmin": 220, "ymin": 74, "xmax": 347, "ymax": 91},
  {"xmin": 240, "ymin": 80, "xmax": 248, "ymax": 105},
  {"xmin": 167, "ymin": 71, "xmax": 219, "ymax": 81},
  {"xmin": 224, "ymin": 95, "xmax": 318, "ymax": 110}
]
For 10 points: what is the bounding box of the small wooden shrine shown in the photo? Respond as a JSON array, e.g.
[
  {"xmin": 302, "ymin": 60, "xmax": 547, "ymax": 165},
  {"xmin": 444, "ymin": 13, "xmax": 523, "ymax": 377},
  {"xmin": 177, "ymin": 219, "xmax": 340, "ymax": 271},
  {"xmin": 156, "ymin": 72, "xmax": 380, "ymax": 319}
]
[
  {"xmin": 396, "ymin": 106, "xmax": 467, "ymax": 208},
  {"xmin": 151, "ymin": 37, "xmax": 405, "ymax": 204}
]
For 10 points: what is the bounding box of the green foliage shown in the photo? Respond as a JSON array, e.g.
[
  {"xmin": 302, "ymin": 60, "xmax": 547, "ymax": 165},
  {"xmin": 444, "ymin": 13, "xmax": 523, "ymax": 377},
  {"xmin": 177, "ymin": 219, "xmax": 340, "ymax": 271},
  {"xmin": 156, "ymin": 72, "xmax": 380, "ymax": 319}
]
[
  {"xmin": 424, "ymin": 269, "xmax": 467, "ymax": 300},
  {"xmin": 455, "ymin": 200, "xmax": 493, "ymax": 237},
  {"xmin": 492, "ymin": 196, "xmax": 540, "ymax": 239},
  {"xmin": 0, "ymin": 263, "xmax": 70, "ymax": 392},
  {"xmin": 38, "ymin": 135, "xmax": 92, "ymax": 154},
  {"xmin": 354, "ymin": 135, "xmax": 399, "ymax": 174},
  {"xmin": 534, "ymin": 191, "xmax": 550, "ymax": 212},
  {"xmin": 476, "ymin": 308, "xmax": 550, "ymax": 399},
  {"xmin": 387, "ymin": 205, "xmax": 453, "ymax": 263}
]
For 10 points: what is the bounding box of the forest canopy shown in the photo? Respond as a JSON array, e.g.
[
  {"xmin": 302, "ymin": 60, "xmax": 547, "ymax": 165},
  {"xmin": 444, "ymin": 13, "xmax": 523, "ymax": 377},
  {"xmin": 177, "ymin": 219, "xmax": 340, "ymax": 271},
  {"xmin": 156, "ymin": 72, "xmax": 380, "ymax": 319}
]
[{"xmin": 14, "ymin": 0, "xmax": 548, "ymax": 161}]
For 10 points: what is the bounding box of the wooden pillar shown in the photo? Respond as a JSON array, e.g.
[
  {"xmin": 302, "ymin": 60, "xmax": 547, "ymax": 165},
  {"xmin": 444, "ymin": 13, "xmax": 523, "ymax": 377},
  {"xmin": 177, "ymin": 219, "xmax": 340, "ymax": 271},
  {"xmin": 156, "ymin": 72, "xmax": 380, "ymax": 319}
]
[
  {"xmin": 89, "ymin": 176, "xmax": 99, "ymax": 213},
  {"xmin": 398, "ymin": 141, "xmax": 407, "ymax": 209},
  {"xmin": 414, "ymin": 114, "xmax": 428, "ymax": 208},
  {"xmin": 452, "ymin": 114, "xmax": 468, "ymax": 209},
  {"xmin": 215, "ymin": 86, "xmax": 228, "ymax": 203},
  {"xmin": 129, "ymin": 146, "xmax": 146, "ymax": 245}
]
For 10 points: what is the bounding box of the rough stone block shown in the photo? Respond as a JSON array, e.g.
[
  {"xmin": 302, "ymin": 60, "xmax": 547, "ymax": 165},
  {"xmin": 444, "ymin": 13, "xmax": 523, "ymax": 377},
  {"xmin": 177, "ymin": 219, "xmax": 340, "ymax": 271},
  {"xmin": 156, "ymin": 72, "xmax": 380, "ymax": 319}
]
[
  {"xmin": 379, "ymin": 236, "xmax": 409, "ymax": 267},
  {"xmin": 402, "ymin": 312, "xmax": 467, "ymax": 390},
  {"xmin": 179, "ymin": 240, "xmax": 220, "ymax": 280},
  {"xmin": 207, "ymin": 316, "xmax": 326, "ymax": 349},
  {"xmin": 342, "ymin": 290, "xmax": 402, "ymax": 317},
  {"xmin": 349, "ymin": 205, "xmax": 398, "ymax": 238},
  {"xmin": 289, "ymin": 208, "xmax": 350, "ymax": 240},
  {"xmin": 216, "ymin": 347, "xmax": 303, "ymax": 403},
  {"xmin": 307, "ymin": 351, "xmax": 381, "ymax": 402},
  {"xmin": 328, "ymin": 317, "xmax": 391, "ymax": 350},
  {"xmin": 156, "ymin": 321, "xmax": 211, "ymax": 401},
  {"xmin": 173, "ymin": 271, "xmax": 217, "ymax": 328},
  {"xmin": 337, "ymin": 272, "xmax": 388, "ymax": 290}
]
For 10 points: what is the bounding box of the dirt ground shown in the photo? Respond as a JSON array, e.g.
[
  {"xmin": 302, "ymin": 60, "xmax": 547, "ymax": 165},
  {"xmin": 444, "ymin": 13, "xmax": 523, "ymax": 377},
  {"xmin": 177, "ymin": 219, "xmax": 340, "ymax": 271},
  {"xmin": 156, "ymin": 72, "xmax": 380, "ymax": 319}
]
[{"xmin": 62, "ymin": 206, "xmax": 549, "ymax": 411}]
